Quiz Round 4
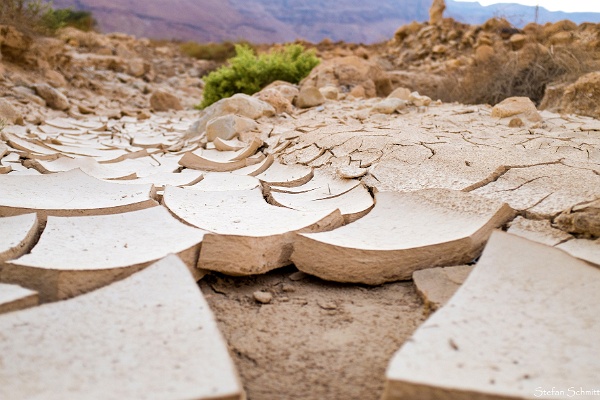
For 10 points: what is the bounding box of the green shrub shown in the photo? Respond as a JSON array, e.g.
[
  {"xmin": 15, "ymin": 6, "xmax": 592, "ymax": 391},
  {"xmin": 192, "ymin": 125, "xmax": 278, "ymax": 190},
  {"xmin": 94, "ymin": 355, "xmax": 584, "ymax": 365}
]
[
  {"xmin": 198, "ymin": 44, "xmax": 320, "ymax": 109},
  {"xmin": 43, "ymin": 8, "xmax": 97, "ymax": 32}
]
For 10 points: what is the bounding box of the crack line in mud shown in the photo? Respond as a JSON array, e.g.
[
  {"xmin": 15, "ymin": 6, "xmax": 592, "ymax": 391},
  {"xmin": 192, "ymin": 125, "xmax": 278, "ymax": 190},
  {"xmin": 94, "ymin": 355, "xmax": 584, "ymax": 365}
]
[{"xmin": 462, "ymin": 160, "xmax": 563, "ymax": 192}]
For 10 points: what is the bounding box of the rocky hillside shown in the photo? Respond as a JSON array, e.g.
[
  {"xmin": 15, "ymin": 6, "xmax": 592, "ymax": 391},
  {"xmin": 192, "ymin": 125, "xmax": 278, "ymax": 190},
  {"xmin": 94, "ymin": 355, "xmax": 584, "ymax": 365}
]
[{"xmin": 52, "ymin": 0, "xmax": 600, "ymax": 43}]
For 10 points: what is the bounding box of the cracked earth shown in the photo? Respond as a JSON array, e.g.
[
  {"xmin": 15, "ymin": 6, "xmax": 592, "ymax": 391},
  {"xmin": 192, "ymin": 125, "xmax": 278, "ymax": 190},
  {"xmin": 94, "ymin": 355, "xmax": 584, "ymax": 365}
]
[{"xmin": 1, "ymin": 94, "xmax": 599, "ymax": 399}]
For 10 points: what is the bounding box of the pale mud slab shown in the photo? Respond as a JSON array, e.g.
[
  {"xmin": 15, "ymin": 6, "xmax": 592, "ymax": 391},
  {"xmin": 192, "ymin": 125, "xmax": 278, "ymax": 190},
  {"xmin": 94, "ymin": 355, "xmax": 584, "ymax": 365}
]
[
  {"xmin": 0, "ymin": 169, "xmax": 157, "ymax": 223},
  {"xmin": 163, "ymin": 186, "xmax": 344, "ymax": 275},
  {"xmin": 0, "ymin": 213, "xmax": 39, "ymax": 262},
  {"xmin": 292, "ymin": 189, "xmax": 514, "ymax": 284},
  {"xmin": 412, "ymin": 265, "xmax": 473, "ymax": 311},
  {"xmin": 0, "ymin": 256, "xmax": 244, "ymax": 400},
  {"xmin": 4, "ymin": 206, "xmax": 206, "ymax": 301},
  {"xmin": 200, "ymin": 266, "xmax": 426, "ymax": 400},
  {"xmin": 384, "ymin": 231, "xmax": 600, "ymax": 400},
  {"xmin": 0, "ymin": 282, "xmax": 38, "ymax": 314}
]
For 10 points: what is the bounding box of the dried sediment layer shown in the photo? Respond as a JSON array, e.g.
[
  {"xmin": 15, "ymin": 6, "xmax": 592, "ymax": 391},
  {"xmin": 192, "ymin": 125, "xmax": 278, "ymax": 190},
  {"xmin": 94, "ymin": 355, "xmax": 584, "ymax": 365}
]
[
  {"xmin": 384, "ymin": 231, "xmax": 600, "ymax": 400},
  {"xmin": 3, "ymin": 207, "xmax": 206, "ymax": 301},
  {"xmin": 292, "ymin": 189, "xmax": 514, "ymax": 284},
  {"xmin": 163, "ymin": 186, "xmax": 344, "ymax": 275},
  {"xmin": 0, "ymin": 169, "xmax": 157, "ymax": 223},
  {"xmin": 0, "ymin": 256, "xmax": 244, "ymax": 400},
  {"xmin": 0, "ymin": 213, "xmax": 39, "ymax": 262}
]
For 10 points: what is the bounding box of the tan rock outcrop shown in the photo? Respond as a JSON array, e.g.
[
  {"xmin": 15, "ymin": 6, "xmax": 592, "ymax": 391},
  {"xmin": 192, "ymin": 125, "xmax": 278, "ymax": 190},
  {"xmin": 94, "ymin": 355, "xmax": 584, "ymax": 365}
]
[{"xmin": 429, "ymin": 0, "xmax": 446, "ymax": 25}]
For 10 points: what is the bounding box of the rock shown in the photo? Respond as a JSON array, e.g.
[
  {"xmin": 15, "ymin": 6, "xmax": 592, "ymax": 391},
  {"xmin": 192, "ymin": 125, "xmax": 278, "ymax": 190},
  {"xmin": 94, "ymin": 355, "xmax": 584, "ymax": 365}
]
[
  {"xmin": 294, "ymin": 87, "xmax": 325, "ymax": 108},
  {"xmin": 0, "ymin": 25, "xmax": 31, "ymax": 61},
  {"xmin": 508, "ymin": 117, "xmax": 524, "ymax": 127},
  {"xmin": 206, "ymin": 114, "xmax": 258, "ymax": 142},
  {"xmin": 0, "ymin": 255, "xmax": 244, "ymax": 400},
  {"xmin": 33, "ymin": 84, "xmax": 69, "ymax": 111},
  {"xmin": 162, "ymin": 186, "xmax": 344, "ymax": 275},
  {"xmin": 0, "ymin": 213, "xmax": 39, "ymax": 263},
  {"xmin": 384, "ymin": 231, "xmax": 600, "ymax": 400},
  {"xmin": 555, "ymin": 199, "xmax": 600, "ymax": 238},
  {"xmin": 371, "ymin": 98, "xmax": 407, "ymax": 114},
  {"xmin": 412, "ymin": 265, "xmax": 473, "ymax": 311},
  {"xmin": 150, "ymin": 90, "xmax": 183, "ymax": 111},
  {"xmin": 541, "ymin": 72, "xmax": 600, "ymax": 119},
  {"xmin": 291, "ymin": 189, "xmax": 514, "ymax": 285},
  {"xmin": 491, "ymin": 96, "xmax": 541, "ymax": 122},
  {"xmin": 429, "ymin": 0, "xmax": 446, "ymax": 25},
  {"xmin": 3, "ymin": 207, "xmax": 207, "ymax": 302},
  {"xmin": 0, "ymin": 98, "xmax": 23, "ymax": 125},
  {"xmin": 319, "ymin": 86, "xmax": 339, "ymax": 100},
  {"xmin": 127, "ymin": 58, "xmax": 147, "ymax": 77},
  {"xmin": 0, "ymin": 169, "xmax": 157, "ymax": 224},
  {"xmin": 349, "ymin": 85, "xmax": 366, "ymax": 98},
  {"xmin": 254, "ymin": 88, "xmax": 293, "ymax": 114},
  {"xmin": 43, "ymin": 70, "xmax": 67, "ymax": 88},
  {"xmin": 409, "ymin": 92, "xmax": 432, "ymax": 107},
  {"xmin": 432, "ymin": 44, "xmax": 447, "ymax": 54},
  {"xmin": 509, "ymin": 33, "xmax": 527, "ymax": 50},
  {"xmin": 474, "ymin": 44, "xmax": 495, "ymax": 63},
  {"xmin": 388, "ymin": 87, "xmax": 412, "ymax": 101},
  {"xmin": 0, "ymin": 283, "xmax": 38, "ymax": 315},
  {"xmin": 300, "ymin": 56, "xmax": 390, "ymax": 98},
  {"xmin": 253, "ymin": 291, "xmax": 273, "ymax": 304},
  {"xmin": 187, "ymin": 94, "xmax": 275, "ymax": 138},
  {"xmin": 263, "ymin": 81, "xmax": 299, "ymax": 102}
]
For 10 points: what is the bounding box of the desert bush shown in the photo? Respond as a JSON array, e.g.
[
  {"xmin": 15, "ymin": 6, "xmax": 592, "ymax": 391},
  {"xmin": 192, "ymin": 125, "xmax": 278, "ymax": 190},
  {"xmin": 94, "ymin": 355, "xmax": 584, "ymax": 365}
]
[
  {"xmin": 0, "ymin": 0, "xmax": 96, "ymax": 34},
  {"xmin": 198, "ymin": 43, "xmax": 320, "ymax": 109},
  {"xmin": 428, "ymin": 44, "xmax": 599, "ymax": 106},
  {"xmin": 180, "ymin": 41, "xmax": 244, "ymax": 62}
]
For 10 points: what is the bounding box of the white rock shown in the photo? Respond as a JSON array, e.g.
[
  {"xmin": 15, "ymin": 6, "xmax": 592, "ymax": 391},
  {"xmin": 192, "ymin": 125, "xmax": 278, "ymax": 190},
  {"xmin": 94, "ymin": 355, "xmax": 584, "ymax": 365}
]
[
  {"xmin": 387, "ymin": 87, "xmax": 411, "ymax": 101},
  {"xmin": 409, "ymin": 91, "xmax": 432, "ymax": 107},
  {"xmin": 206, "ymin": 114, "xmax": 258, "ymax": 142},
  {"xmin": 0, "ymin": 255, "xmax": 244, "ymax": 400},
  {"xmin": 291, "ymin": 189, "xmax": 514, "ymax": 284},
  {"xmin": 163, "ymin": 186, "xmax": 344, "ymax": 275},
  {"xmin": 0, "ymin": 169, "xmax": 157, "ymax": 223},
  {"xmin": 384, "ymin": 231, "xmax": 600, "ymax": 399},
  {"xmin": 370, "ymin": 98, "xmax": 407, "ymax": 114},
  {"xmin": 3, "ymin": 207, "xmax": 206, "ymax": 302}
]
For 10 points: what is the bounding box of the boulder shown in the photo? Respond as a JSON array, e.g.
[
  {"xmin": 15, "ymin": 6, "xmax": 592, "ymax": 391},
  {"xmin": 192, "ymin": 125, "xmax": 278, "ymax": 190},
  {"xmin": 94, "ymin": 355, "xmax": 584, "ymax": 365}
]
[
  {"xmin": 294, "ymin": 87, "xmax": 325, "ymax": 108},
  {"xmin": 254, "ymin": 88, "xmax": 293, "ymax": 114},
  {"xmin": 0, "ymin": 98, "xmax": 23, "ymax": 125},
  {"xmin": 187, "ymin": 94, "xmax": 275, "ymax": 138},
  {"xmin": 263, "ymin": 81, "xmax": 299, "ymax": 102},
  {"xmin": 300, "ymin": 56, "xmax": 390, "ymax": 98},
  {"xmin": 319, "ymin": 86, "xmax": 339, "ymax": 100},
  {"xmin": 0, "ymin": 25, "xmax": 31, "ymax": 62},
  {"xmin": 206, "ymin": 114, "xmax": 258, "ymax": 142},
  {"xmin": 32, "ymin": 84, "xmax": 69, "ymax": 111},
  {"xmin": 491, "ymin": 96, "xmax": 541, "ymax": 122},
  {"xmin": 388, "ymin": 87, "xmax": 412, "ymax": 101},
  {"xmin": 541, "ymin": 72, "xmax": 600, "ymax": 119},
  {"xmin": 150, "ymin": 90, "xmax": 183, "ymax": 111}
]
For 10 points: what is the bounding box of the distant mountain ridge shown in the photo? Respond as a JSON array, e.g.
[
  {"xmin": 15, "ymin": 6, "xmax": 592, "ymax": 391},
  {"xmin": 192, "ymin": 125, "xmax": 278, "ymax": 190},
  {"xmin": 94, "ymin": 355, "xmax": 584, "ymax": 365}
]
[{"xmin": 52, "ymin": 0, "xmax": 600, "ymax": 43}]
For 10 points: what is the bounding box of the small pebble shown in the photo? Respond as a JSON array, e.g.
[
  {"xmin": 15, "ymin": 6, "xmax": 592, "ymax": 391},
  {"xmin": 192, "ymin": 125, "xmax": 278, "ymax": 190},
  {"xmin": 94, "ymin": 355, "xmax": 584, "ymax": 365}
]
[{"xmin": 253, "ymin": 291, "xmax": 273, "ymax": 304}]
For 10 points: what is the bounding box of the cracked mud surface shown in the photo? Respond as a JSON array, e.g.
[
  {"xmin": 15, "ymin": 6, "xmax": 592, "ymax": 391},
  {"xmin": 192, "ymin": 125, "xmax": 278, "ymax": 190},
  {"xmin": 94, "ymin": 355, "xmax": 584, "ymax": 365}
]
[{"xmin": 200, "ymin": 266, "xmax": 426, "ymax": 400}]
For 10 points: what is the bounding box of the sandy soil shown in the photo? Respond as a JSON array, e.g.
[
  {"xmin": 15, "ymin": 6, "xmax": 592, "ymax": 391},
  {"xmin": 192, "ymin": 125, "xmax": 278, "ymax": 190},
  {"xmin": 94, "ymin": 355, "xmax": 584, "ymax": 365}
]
[{"xmin": 200, "ymin": 265, "xmax": 426, "ymax": 400}]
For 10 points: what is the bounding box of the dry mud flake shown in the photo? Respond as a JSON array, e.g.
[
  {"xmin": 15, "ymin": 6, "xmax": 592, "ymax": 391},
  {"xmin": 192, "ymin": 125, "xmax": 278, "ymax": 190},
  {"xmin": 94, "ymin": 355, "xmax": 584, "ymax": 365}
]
[
  {"xmin": 384, "ymin": 231, "xmax": 600, "ymax": 400},
  {"xmin": 0, "ymin": 283, "xmax": 38, "ymax": 315},
  {"xmin": 3, "ymin": 206, "xmax": 206, "ymax": 302},
  {"xmin": 0, "ymin": 255, "xmax": 244, "ymax": 400},
  {"xmin": 163, "ymin": 186, "xmax": 343, "ymax": 275},
  {"xmin": 292, "ymin": 189, "xmax": 514, "ymax": 284},
  {"xmin": 0, "ymin": 169, "xmax": 157, "ymax": 223},
  {"xmin": 0, "ymin": 213, "xmax": 39, "ymax": 262}
]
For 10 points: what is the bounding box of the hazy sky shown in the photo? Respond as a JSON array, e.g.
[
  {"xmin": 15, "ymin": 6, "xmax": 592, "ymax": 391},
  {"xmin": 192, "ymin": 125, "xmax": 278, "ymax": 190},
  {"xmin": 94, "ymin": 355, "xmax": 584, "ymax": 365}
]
[{"xmin": 453, "ymin": 0, "xmax": 600, "ymax": 13}]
